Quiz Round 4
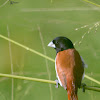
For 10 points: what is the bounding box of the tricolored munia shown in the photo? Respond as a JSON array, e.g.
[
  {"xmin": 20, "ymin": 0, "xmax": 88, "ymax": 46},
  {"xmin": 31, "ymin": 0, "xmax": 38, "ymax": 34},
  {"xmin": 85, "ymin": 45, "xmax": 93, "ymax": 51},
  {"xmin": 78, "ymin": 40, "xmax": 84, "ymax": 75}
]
[{"xmin": 48, "ymin": 36, "xmax": 87, "ymax": 100}]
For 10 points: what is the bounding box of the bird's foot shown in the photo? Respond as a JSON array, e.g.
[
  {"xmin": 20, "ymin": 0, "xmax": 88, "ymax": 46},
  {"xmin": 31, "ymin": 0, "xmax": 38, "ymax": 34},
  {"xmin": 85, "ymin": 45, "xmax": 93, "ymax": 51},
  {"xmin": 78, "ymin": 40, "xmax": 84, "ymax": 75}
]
[
  {"xmin": 81, "ymin": 83, "xmax": 86, "ymax": 92},
  {"xmin": 55, "ymin": 79, "xmax": 59, "ymax": 88}
]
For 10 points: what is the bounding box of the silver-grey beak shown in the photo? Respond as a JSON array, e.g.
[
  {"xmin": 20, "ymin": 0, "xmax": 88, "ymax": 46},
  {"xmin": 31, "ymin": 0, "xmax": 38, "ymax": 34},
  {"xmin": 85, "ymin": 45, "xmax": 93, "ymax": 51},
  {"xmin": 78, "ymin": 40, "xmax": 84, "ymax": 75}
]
[{"xmin": 48, "ymin": 41, "xmax": 56, "ymax": 48}]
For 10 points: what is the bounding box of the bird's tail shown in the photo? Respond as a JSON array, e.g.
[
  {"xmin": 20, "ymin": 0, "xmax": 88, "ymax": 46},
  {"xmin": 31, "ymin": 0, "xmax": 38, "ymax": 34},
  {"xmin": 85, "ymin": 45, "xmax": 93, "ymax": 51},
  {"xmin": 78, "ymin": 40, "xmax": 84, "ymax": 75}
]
[{"xmin": 67, "ymin": 81, "xmax": 78, "ymax": 100}]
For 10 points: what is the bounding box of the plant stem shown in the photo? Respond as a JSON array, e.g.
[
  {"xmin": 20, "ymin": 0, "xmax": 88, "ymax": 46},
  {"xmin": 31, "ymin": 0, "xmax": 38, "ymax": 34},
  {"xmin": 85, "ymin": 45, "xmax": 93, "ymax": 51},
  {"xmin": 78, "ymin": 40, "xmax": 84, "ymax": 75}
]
[
  {"xmin": 0, "ymin": 73, "xmax": 100, "ymax": 92},
  {"xmin": 83, "ymin": 0, "xmax": 100, "ymax": 7},
  {"xmin": 0, "ymin": 34, "xmax": 55, "ymax": 62},
  {"xmin": 0, "ymin": 73, "xmax": 56, "ymax": 84}
]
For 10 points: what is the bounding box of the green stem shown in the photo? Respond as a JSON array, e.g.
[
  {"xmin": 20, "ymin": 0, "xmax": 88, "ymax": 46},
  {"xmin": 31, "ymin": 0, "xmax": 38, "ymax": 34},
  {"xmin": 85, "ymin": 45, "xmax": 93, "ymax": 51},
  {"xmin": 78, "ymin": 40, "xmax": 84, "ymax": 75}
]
[
  {"xmin": 83, "ymin": 86, "xmax": 100, "ymax": 92},
  {"xmin": 0, "ymin": 73, "xmax": 100, "ymax": 92},
  {"xmin": 0, "ymin": 34, "xmax": 55, "ymax": 62},
  {"xmin": 83, "ymin": 0, "xmax": 100, "ymax": 7},
  {"xmin": 85, "ymin": 75, "xmax": 100, "ymax": 85},
  {"xmin": 0, "ymin": 73, "xmax": 56, "ymax": 84}
]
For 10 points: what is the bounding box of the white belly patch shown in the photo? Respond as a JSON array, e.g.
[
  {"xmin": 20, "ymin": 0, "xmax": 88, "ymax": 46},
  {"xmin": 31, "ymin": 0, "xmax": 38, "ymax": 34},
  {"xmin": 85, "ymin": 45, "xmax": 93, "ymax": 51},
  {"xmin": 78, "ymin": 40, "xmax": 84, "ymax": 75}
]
[{"xmin": 55, "ymin": 57, "xmax": 62, "ymax": 86}]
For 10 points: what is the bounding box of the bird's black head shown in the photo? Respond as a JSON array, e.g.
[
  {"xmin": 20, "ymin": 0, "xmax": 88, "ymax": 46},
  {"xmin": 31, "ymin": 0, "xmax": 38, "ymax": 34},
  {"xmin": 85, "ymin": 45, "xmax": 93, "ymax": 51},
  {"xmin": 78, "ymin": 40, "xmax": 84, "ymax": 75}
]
[{"xmin": 48, "ymin": 36, "xmax": 74, "ymax": 53}]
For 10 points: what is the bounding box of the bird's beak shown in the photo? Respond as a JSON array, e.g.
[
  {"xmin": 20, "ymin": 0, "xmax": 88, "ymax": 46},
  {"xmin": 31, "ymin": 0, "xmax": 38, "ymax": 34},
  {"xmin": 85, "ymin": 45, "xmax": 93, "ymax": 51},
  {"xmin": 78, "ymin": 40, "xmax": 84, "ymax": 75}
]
[{"xmin": 48, "ymin": 41, "xmax": 56, "ymax": 48}]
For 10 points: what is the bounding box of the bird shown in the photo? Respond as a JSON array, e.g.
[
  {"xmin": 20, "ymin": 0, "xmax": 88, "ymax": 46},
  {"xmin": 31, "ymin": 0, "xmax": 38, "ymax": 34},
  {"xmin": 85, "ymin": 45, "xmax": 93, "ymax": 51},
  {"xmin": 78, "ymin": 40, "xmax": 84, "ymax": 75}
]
[{"xmin": 48, "ymin": 36, "xmax": 87, "ymax": 100}]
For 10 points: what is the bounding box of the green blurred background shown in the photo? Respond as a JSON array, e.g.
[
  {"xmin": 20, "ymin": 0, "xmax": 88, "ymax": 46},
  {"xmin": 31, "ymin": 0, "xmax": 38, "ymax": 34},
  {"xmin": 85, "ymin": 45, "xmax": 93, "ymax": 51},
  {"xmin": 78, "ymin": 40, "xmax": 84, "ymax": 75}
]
[{"xmin": 0, "ymin": 0, "xmax": 100, "ymax": 100}]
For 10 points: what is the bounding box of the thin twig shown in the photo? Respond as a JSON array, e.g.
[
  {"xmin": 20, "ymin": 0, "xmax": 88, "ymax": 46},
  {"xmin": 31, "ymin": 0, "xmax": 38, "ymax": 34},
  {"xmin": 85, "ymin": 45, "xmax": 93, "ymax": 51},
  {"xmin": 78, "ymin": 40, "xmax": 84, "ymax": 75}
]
[
  {"xmin": 0, "ymin": 0, "xmax": 9, "ymax": 8},
  {"xmin": 0, "ymin": 73, "xmax": 100, "ymax": 92},
  {"xmin": 7, "ymin": 25, "xmax": 14, "ymax": 100},
  {"xmin": 0, "ymin": 34, "xmax": 55, "ymax": 62},
  {"xmin": 38, "ymin": 25, "xmax": 53, "ymax": 100},
  {"xmin": 0, "ymin": 73, "xmax": 56, "ymax": 84},
  {"xmin": 21, "ymin": 8, "xmax": 100, "ymax": 12},
  {"xmin": 83, "ymin": 0, "xmax": 100, "ymax": 7}
]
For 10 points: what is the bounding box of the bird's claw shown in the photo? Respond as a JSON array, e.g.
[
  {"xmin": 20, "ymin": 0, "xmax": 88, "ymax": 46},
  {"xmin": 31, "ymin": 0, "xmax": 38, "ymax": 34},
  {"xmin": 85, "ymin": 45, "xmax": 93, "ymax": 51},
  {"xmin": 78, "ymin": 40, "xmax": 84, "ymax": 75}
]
[
  {"xmin": 55, "ymin": 79, "xmax": 59, "ymax": 88},
  {"xmin": 81, "ymin": 83, "xmax": 86, "ymax": 92}
]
